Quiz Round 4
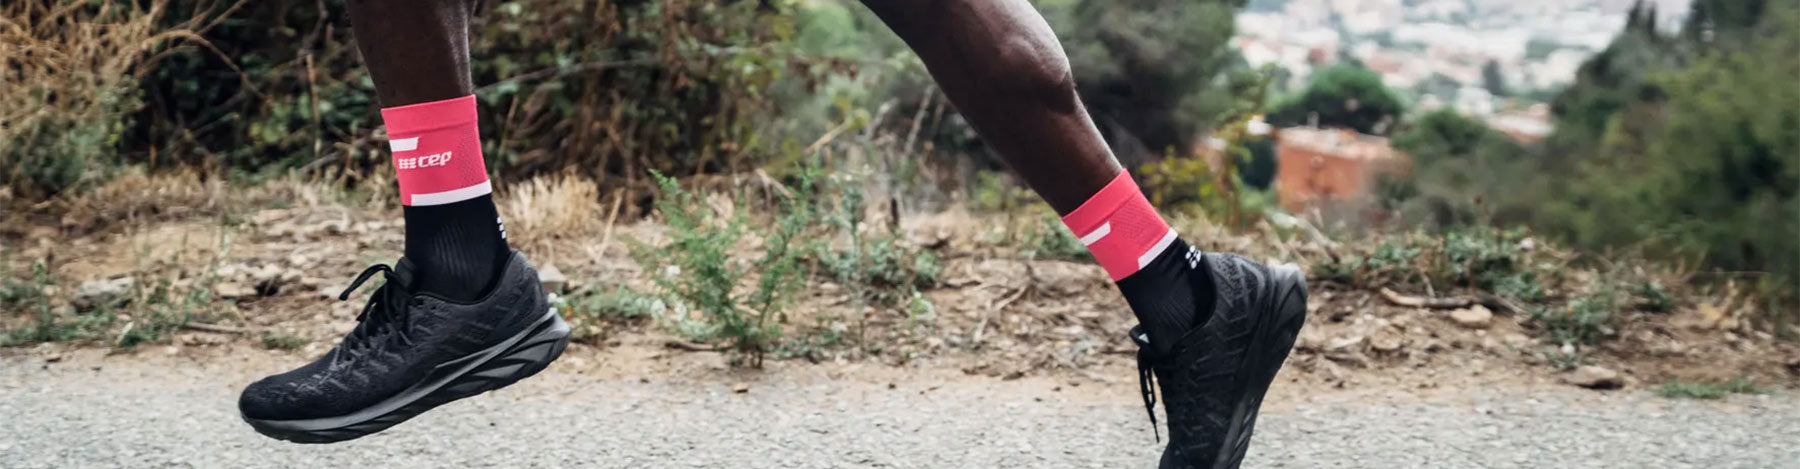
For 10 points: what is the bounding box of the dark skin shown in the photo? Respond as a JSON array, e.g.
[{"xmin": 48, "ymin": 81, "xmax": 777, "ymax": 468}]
[
  {"xmin": 345, "ymin": 0, "xmax": 476, "ymax": 107},
  {"xmin": 346, "ymin": 0, "xmax": 1119, "ymax": 214}
]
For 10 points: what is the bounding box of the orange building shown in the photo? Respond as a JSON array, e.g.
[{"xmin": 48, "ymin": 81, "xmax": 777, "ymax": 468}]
[{"xmin": 1274, "ymin": 127, "xmax": 1407, "ymax": 213}]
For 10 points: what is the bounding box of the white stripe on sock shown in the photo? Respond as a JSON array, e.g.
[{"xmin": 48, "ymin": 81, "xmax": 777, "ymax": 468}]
[
  {"xmin": 1078, "ymin": 222, "xmax": 1112, "ymax": 246},
  {"xmin": 389, "ymin": 137, "xmax": 420, "ymax": 152},
  {"xmin": 1136, "ymin": 228, "xmax": 1179, "ymax": 269},
  {"xmin": 410, "ymin": 180, "xmax": 492, "ymax": 206}
]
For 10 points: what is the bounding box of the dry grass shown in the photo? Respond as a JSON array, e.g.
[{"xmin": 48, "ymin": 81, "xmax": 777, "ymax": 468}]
[
  {"xmin": 0, "ymin": 0, "xmax": 220, "ymax": 198},
  {"xmin": 43, "ymin": 168, "xmax": 335, "ymax": 234},
  {"xmin": 499, "ymin": 175, "xmax": 606, "ymax": 255}
]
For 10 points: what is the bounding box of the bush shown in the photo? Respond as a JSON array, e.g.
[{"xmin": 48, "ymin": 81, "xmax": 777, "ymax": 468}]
[
  {"xmin": 1530, "ymin": 288, "xmax": 1618, "ymax": 348},
  {"xmin": 811, "ymin": 176, "xmax": 940, "ymax": 308},
  {"xmin": 1654, "ymin": 378, "xmax": 1770, "ymax": 400},
  {"xmin": 1018, "ymin": 214, "xmax": 1090, "ymax": 262},
  {"xmin": 0, "ymin": 1, "xmax": 199, "ymax": 197},
  {"xmin": 1267, "ymin": 65, "xmax": 1405, "ymax": 135},
  {"xmin": 1046, "ymin": 0, "xmax": 1249, "ymax": 164},
  {"xmin": 1320, "ymin": 228, "xmax": 1548, "ymax": 302},
  {"xmin": 630, "ymin": 169, "xmax": 815, "ymax": 368},
  {"xmin": 129, "ymin": 0, "xmax": 836, "ymax": 189},
  {"xmin": 0, "ymin": 260, "xmax": 98, "ymax": 347}
]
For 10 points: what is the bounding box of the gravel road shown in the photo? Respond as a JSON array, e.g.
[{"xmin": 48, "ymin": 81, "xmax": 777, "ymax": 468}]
[{"xmin": 2, "ymin": 353, "xmax": 1795, "ymax": 469}]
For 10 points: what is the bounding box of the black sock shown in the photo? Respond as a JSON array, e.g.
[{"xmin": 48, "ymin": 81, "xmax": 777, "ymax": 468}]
[
  {"xmin": 1115, "ymin": 238, "xmax": 1216, "ymax": 355},
  {"xmin": 402, "ymin": 194, "xmax": 509, "ymax": 301}
]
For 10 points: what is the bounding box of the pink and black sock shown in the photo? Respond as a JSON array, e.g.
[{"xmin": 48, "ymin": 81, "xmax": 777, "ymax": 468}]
[
  {"xmin": 1061, "ymin": 171, "xmax": 1215, "ymax": 353},
  {"xmin": 381, "ymin": 95, "xmax": 509, "ymax": 300}
]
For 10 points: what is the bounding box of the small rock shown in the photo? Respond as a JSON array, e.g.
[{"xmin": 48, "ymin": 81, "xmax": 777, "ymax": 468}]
[
  {"xmin": 179, "ymin": 333, "xmax": 228, "ymax": 347},
  {"xmin": 43, "ymin": 353, "xmax": 63, "ymax": 363},
  {"xmin": 73, "ymin": 277, "xmax": 135, "ymax": 310},
  {"xmin": 250, "ymin": 210, "xmax": 289, "ymax": 226},
  {"xmin": 1326, "ymin": 335, "xmax": 1366, "ymax": 351},
  {"xmin": 251, "ymin": 265, "xmax": 300, "ymax": 296},
  {"xmin": 1449, "ymin": 305, "xmax": 1494, "ymax": 329},
  {"xmin": 1324, "ymin": 350, "xmax": 1370, "ymax": 368},
  {"xmin": 1369, "ymin": 334, "xmax": 1403, "ymax": 353},
  {"xmin": 731, "ymin": 383, "xmax": 750, "ymax": 394},
  {"xmin": 537, "ymin": 263, "xmax": 568, "ymax": 292},
  {"xmin": 215, "ymin": 282, "xmax": 256, "ymax": 299},
  {"xmin": 1562, "ymin": 365, "xmax": 1624, "ymax": 390}
]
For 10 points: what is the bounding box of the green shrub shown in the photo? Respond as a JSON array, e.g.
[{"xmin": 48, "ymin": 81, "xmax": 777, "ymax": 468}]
[
  {"xmin": 1322, "ymin": 228, "xmax": 1547, "ymax": 303},
  {"xmin": 1655, "ymin": 378, "xmax": 1771, "ymax": 399},
  {"xmin": 576, "ymin": 286, "xmax": 663, "ymax": 320},
  {"xmin": 1632, "ymin": 281, "xmax": 1676, "ymax": 313},
  {"xmin": 630, "ymin": 169, "xmax": 815, "ymax": 368},
  {"xmin": 1530, "ymin": 288, "xmax": 1618, "ymax": 348},
  {"xmin": 812, "ymin": 178, "xmax": 939, "ymax": 308},
  {"xmin": 1019, "ymin": 214, "xmax": 1090, "ymax": 262},
  {"xmin": 260, "ymin": 332, "xmax": 309, "ymax": 351},
  {"xmin": 0, "ymin": 260, "xmax": 108, "ymax": 347}
]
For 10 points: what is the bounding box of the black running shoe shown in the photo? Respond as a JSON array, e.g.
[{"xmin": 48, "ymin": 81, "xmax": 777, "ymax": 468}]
[
  {"xmin": 238, "ymin": 250, "xmax": 570, "ymax": 444},
  {"xmin": 1130, "ymin": 250, "xmax": 1307, "ymax": 469}
]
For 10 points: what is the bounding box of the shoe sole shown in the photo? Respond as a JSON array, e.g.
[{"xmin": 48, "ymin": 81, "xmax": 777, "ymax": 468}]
[
  {"xmin": 243, "ymin": 308, "xmax": 572, "ymax": 444},
  {"xmin": 1214, "ymin": 265, "xmax": 1307, "ymax": 469}
]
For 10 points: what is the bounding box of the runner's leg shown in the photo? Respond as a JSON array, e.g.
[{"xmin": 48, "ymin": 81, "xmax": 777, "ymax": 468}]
[
  {"xmin": 347, "ymin": 0, "xmax": 507, "ymax": 299},
  {"xmin": 857, "ymin": 0, "xmax": 1205, "ymax": 343},
  {"xmin": 238, "ymin": 1, "xmax": 571, "ymax": 444},
  {"xmin": 855, "ymin": 3, "xmax": 1309, "ymax": 467}
]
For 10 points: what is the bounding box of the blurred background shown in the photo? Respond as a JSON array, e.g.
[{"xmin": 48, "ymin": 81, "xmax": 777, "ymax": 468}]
[{"xmin": 1, "ymin": 1, "xmax": 1797, "ymax": 466}]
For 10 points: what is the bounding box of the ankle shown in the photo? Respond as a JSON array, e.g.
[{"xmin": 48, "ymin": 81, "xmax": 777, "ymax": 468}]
[{"xmin": 1060, "ymin": 172, "xmax": 1213, "ymax": 348}]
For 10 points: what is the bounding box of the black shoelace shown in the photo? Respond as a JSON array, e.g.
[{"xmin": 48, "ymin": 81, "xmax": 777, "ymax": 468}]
[
  {"xmin": 335, "ymin": 264, "xmax": 414, "ymax": 359},
  {"xmin": 1131, "ymin": 327, "xmax": 1161, "ymax": 442},
  {"xmin": 1137, "ymin": 348, "xmax": 1161, "ymax": 442}
]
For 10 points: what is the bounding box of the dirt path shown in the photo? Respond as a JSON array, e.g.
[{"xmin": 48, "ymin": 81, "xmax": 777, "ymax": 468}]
[{"xmin": 2, "ymin": 349, "xmax": 1794, "ymax": 469}]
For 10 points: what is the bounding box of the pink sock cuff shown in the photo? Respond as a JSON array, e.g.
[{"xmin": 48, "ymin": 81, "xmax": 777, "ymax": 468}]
[
  {"xmin": 1061, "ymin": 171, "xmax": 1177, "ymax": 281},
  {"xmin": 380, "ymin": 95, "xmax": 490, "ymax": 206},
  {"xmin": 380, "ymin": 95, "xmax": 479, "ymax": 133}
]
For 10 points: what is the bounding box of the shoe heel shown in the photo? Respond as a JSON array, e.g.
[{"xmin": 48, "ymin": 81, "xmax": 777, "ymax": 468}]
[
  {"xmin": 436, "ymin": 308, "xmax": 571, "ymax": 399},
  {"xmin": 1268, "ymin": 265, "xmax": 1308, "ymax": 332},
  {"xmin": 476, "ymin": 308, "xmax": 571, "ymax": 391}
]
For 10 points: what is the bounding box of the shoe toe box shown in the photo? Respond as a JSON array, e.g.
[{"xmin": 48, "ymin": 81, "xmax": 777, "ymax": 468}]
[{"xmin": 238, "ymin": 358, "xmax": 345, "ymax": 421}]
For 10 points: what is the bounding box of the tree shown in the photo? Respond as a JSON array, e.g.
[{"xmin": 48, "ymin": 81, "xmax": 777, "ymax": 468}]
[
  {"xmin": 1386, "ymin": 108, "xmax": 1529, "ymax": 226},
  {"xmin": 1481, "ymin": 60, "xmax": 1508, "ymax": 97},
  {"xmin": 1393, "ymin": 109, "xmax": 1509, "ymax": 163},
  {"xmin": 1047, "ymin": 0, "xmax": 1249, "ymax": 165},
  {"xmin": 1267, "ymin": 65, "xmax": 1405, "ymax": 134},
  {"xmin": 1397, "ymin": 0, "xmax": 1800, "ymax": 306}
]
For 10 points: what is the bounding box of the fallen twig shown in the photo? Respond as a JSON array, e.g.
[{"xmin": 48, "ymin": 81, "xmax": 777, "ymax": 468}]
[
  {"xmin": 1378, "ymin": 287, "xmax": 1475, "ymax": 309},
  {"xmin": 183, "ymin": 322, "xmax": 252, "ymax": 335},
  {"xmin": 663, "ymin": 340, "xmax": 725, "ymax": 352},
  {"xmin": 1377, "ymin": 287, "xmax": 1525, "ymax": 314},
  {"xmin": 971, "ymin": 283, "xmax": 1032, "ymax": 347}
]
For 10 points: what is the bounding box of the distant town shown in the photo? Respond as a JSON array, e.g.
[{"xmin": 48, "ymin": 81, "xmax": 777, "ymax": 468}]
[
  {"xmin": 1238, "ymin": 0, "xmax": 1690, "ymax": 117},
  {"xmin": 1235, "ymin": 0, "xmax": 1692, "ymax": 212}
]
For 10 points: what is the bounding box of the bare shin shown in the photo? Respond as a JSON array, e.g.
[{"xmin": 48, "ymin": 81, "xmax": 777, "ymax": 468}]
[
  {"xmin": 859, "ymin": 0, "xmax": 1121, "ymax": 214},
  {"xmin": 346, "ymin": 0, "xmax": 478, "ymax": 107}
]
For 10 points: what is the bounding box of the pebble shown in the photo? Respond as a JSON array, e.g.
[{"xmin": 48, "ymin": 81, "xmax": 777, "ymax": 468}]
[{"xmin": 1449, "ymin": 305, "xmax": 1493, "ymax": 329}]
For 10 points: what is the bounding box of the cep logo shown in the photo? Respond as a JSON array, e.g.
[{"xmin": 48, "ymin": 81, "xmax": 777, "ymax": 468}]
[
  {"xmin": 390, "ymin": 137, "xmax": 452, "ymax": 170},
  {"xmin": 397, "ymin": 151, "xmax": 453, "ymax": 170}
]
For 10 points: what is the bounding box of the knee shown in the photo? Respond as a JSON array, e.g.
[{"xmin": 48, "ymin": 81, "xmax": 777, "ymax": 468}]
[
  {"xmin": 982, "ymin": 34, "xmax": 1078, "ymax": 105},
  {"xmin": 866, "ymin": 0, "xmax": 1079, "ymax": 109}
]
